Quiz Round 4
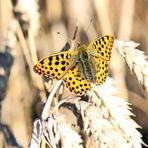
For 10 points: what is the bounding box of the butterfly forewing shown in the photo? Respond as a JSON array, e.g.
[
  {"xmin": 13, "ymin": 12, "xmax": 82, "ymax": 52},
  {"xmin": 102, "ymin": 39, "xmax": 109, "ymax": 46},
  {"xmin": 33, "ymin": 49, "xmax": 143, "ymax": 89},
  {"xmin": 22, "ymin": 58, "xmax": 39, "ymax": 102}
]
[
  {"xmin": 33, "ymin": 51, "xmax": 78, "ymax": 80},
  {"xmin": 87, "ymin": 35, "xmax": 114, "ymax": 61}
]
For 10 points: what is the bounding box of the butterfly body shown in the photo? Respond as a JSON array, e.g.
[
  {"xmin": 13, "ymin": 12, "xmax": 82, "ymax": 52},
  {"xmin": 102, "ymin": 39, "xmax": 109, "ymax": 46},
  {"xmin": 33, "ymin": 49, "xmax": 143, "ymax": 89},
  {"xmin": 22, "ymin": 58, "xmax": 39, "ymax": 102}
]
[
  {"xmin": 34, "ymin": 35, "xmax": 114, "ymax": 95},
  {"xmin": 77, "ymin": 44, "xmax": 96, "ymax": 83}
]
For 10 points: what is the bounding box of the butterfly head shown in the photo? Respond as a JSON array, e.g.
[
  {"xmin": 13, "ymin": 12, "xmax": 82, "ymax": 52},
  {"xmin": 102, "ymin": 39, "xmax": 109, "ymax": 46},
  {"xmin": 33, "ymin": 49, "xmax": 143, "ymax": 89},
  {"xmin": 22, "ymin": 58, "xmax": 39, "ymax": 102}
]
[{"xmin": 79, "ymin": 44, "xmax": 86, "ymax": 52}]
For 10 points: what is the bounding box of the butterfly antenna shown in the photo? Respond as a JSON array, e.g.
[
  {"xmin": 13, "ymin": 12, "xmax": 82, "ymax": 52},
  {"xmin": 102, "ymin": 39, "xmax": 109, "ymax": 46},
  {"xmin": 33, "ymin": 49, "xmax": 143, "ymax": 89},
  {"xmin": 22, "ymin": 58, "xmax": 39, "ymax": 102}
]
[{"xmin": 86, "ymin": 19, "xmax": 93, "ymax": 34}]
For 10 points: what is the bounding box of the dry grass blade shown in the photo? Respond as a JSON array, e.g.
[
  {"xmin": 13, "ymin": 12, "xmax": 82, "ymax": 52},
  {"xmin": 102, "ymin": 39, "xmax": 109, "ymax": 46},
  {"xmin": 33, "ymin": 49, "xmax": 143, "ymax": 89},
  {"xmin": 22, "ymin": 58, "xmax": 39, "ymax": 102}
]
[
  {"xmin": 114, "ymin": 39, "xmax": 148, "ymax": 93},
  {"xmin": 41, "ymin": 79, "xmax": 63, "ymax": 119}
]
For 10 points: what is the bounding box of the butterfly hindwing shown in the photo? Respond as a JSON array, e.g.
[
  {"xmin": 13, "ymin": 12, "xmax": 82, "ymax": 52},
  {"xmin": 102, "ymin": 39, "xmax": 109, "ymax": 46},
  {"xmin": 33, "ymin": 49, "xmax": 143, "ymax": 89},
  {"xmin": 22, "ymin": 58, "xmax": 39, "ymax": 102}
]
[
  {"xmin": 63, "ymin": 65, "xmax": 91, "ymax": 95},
  {"xmin": 33, "ymin": 51, "xmax": 78, "ymax": 80},
  {"xmin": 93, "ymin": 57, "xmax": 109, "ymax": 85}
]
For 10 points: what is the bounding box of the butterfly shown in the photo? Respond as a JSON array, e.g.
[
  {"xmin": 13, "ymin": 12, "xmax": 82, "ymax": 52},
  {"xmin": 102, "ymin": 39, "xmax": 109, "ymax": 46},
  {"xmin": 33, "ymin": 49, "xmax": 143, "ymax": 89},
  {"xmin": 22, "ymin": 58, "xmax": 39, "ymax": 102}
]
[{"xmin": 33, "ymin": 35, "xmax": 114, "ymax": 95}]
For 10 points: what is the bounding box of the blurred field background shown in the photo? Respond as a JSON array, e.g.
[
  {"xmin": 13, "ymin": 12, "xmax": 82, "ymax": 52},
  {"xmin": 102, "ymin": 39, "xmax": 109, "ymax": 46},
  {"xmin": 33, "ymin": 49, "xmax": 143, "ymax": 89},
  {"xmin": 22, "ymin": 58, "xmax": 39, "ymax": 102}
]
[{"xmin": 0, "ymin": 0, "xmax": 148, "ymax": 147}]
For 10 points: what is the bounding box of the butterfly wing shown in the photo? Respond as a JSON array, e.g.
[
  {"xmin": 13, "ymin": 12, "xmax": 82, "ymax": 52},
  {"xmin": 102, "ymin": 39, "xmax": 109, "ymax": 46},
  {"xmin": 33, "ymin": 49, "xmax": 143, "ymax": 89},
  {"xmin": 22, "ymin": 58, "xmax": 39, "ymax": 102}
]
[
  {"xmin": 87, "ymin": 35, "xmax": 114, "ymax": 85},
  {"xmin": 63, "ymin": 65, "xmax": 91, "ymax": 95},
  {"xmin": 87, "ymin": 35, "xmax": 114, "ymax": 61},
  {"xmin": 92, "ymin": 57, "xmax": 109, "ymax": 85},
  {"xmin": 33, "ymin": 51, "xmax": 78, "ymax": 80}
]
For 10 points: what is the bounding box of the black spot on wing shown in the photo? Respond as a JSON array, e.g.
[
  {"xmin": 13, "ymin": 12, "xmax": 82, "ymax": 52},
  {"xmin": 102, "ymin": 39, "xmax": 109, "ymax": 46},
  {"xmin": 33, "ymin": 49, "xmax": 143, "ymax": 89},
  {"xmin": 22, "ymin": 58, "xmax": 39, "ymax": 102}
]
[
  {"xmin": 61, "ymin": 54, "xmax": 64, "ymax": 59},
  {"xmin": 61, "ymin": 61, "xmax": 66, "ymax": 65},
  {"xmin": 55, "ymin": 61, "xmax": 59, "ymax": 65},
  {"xmin": 56, "ymin": 55, "xmax": 59, "ymax": 60},
  {"xmin": 61, "ymin": 66, "xmax": 66, "ymax": 71}
]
